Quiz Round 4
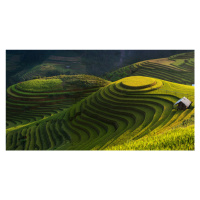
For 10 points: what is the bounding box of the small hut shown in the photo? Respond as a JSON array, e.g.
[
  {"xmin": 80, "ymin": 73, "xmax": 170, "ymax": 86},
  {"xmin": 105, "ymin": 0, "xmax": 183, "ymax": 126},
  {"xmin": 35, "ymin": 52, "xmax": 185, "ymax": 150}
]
[{"xmin": 174, "ymin": 97, "xmax": 192, "ymax": 110}]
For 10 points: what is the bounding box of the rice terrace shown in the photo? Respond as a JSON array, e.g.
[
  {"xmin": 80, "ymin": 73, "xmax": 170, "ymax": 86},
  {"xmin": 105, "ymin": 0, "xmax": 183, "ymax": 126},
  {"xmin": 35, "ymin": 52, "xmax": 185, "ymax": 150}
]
[{"xmin": 6, "ymin": 50, "xmax": 195, "ymax": 150}]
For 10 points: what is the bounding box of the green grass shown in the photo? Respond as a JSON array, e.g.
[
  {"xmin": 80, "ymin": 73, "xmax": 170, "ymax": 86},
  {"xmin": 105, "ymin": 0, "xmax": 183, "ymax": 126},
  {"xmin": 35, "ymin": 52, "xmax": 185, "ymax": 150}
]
[
  {"xmin": 168, "ymin": 51, "xmax": 194, "ymax": 60},
  {"xmin": 17, "ymin": 79, "xmax": 63, "ymax": 92},
  {"xmin": 170, "ymin": 59, "xmax": 185, "ymax": 67},
  {"xmin": 105, "ymin": 124, "xmax": 194, "ymax": 150}
]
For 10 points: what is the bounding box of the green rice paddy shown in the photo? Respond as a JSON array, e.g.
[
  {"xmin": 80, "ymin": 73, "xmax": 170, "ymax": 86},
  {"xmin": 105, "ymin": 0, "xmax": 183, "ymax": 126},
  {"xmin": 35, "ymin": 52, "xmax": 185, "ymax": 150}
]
[
  {"xmin": 6, "ymin": 75, "xmax": 194, "ymax": 150},
  {"xmin": 104, "ymin": 52, "xmax": 194, "ymax": 85},
  {"xmin": 6, "ymin": 75, "xmax": 110, "ymax": 130}
]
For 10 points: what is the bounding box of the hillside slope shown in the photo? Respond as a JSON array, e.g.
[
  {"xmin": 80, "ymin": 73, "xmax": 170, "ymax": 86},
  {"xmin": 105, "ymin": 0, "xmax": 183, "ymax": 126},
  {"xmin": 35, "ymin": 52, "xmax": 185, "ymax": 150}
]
[
  {"xmin": 103, "ymin": 51, "xmax": 194, "ymax": 85},
  {"xmin": 6, "ymin": 75, "xmax": 110, "ymax": 129},
  {"xmin": 6, "ymin": 76, "xmax": 194, "ymax": 150},
  {"xmin": 11, "ymin": 54, "xmax": 87, "ymax": 83},
  {"xmin": 7, "ymin": 50, "xmax": 193, "ymax": 87},
  {"xmin": 106, "ymin": 124, "xmax": 194, "ymax": 150}
]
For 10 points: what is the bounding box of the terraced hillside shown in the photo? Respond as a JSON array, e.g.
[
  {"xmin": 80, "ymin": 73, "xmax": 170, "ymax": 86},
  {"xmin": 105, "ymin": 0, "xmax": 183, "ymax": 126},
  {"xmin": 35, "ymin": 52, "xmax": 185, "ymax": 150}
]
[
  {"xmin": 12, "ymin": 54, "xmax": 87, "ymax": 82},
  {"xmin": 6, "ymin": 75, "xmax": 110, "ymax": 129},
  {"xmin": 7, "ymin": 50, "xmax": 193, "ymax": 88},
  {"xmin": 6, "ymin": 76, "xmax": 194, "ymax": 150},
  {"xmin": 104, "ymin": 51, "xmax": 194, "ymax": 85}
]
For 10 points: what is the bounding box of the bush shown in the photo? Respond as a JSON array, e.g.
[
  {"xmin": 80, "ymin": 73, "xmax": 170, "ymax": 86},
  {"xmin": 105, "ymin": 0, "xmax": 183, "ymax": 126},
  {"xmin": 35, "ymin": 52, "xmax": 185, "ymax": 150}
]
[{"xmin": 46, "ymin": 70, "xmax": 61, "ymax": 77}]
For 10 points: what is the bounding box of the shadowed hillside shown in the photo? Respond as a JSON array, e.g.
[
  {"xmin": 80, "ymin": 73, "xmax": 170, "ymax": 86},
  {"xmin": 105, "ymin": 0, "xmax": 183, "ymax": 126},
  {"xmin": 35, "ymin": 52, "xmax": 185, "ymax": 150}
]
[{"xmin": 6, "ymin": 50, "xmax": 193, "ymax": 87}]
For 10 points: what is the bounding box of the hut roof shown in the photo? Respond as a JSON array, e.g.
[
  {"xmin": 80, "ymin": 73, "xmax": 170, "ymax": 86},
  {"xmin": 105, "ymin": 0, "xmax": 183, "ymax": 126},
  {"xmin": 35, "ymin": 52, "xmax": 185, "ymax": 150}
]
[{"xmin": 174, "ymin": 97, "xmax": 191, "ymax": 107}]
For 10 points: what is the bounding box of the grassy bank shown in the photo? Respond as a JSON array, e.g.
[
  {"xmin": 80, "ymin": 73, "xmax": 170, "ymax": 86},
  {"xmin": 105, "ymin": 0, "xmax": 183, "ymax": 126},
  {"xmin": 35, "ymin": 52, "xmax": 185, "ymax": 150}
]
[{"xmin": 106, "ymin": 124, "xmax": 194, "ymax": 150}]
